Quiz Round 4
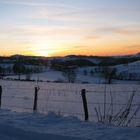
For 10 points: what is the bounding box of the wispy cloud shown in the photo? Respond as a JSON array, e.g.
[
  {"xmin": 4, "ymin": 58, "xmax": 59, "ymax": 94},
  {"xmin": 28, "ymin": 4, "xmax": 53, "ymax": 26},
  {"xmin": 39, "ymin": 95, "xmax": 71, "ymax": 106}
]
[
  {"xmin": 0, "ymin": 0, "xmax": 80, "ymax": 9},
  {"xmin": 98, "ymin": 26, "xmax": 140, "ymax": 35},
  {"xmin": 126, "ymin": 45, "xmax": 140, "ymax": 49},
  {"xmin": 0, "ymin": 24, "xmax": 92, "ymax": 39},
  {"xmin": 30, "ymin": 7, "xmax": 140, "ymax": 22},
  {"xmin": 72, "ymin": 46, "xmax": 89, "ymax": 49},
  {"xmin": 85, "ymin": 35, "xmax": 98, "ymax": 40}
]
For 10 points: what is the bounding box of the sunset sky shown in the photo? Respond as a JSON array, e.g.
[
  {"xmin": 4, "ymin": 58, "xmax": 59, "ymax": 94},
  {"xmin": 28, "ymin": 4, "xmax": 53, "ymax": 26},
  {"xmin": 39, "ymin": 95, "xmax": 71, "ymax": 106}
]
[{"xmin": 0, "ymin": 0, "xmax": 140, "ymax": 57}]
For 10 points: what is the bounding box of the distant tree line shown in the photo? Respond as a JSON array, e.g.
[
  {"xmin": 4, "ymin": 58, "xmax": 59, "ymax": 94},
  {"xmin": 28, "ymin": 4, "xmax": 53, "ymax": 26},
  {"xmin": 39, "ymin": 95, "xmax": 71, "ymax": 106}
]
[
  {"xmin": 0, "ymin": 58, "xmax": 45, "ymax": 80},
  {"xmin": 51, "ymin": 59, "xmax": 95, "ymax": 71},
  {"xmin": 98, "ymin": 57, "xmax": 140, "ymax": 66},
  {"xmin": 0, "ymin": 55, "xmax": 140, "ymax": 83}
]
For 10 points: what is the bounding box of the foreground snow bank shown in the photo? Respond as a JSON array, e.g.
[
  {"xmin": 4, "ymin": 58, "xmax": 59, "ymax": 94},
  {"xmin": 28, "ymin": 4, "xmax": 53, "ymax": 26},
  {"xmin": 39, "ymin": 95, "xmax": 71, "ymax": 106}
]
[
  {"xmin": 0, "ymin": 109, "xmax": 139, "ymax": 140},
  {"xmin": 0, "ymin": 123, "xmax": 81, "ymax": 140}
]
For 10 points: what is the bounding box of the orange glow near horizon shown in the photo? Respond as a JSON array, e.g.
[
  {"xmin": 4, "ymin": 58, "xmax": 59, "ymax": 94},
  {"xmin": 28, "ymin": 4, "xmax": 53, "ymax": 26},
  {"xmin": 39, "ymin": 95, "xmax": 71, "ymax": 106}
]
[
  {"xmin": 35, "ymin": 51, "xmax": 50, "ymax": 57},
  {"xmin": 1, "ymin": 50, "xmax": 139, "ymax": 57},
  {"xmin": 0, "ymin": 1, "xmax": 140, "ymax": 57},
  {"xmin": 0, "ymin": 44, "xmax": 139, "ymax": 57},
  {"xmin": 46, "ymin": 45, "xmax": 140, "ymax": 57}
]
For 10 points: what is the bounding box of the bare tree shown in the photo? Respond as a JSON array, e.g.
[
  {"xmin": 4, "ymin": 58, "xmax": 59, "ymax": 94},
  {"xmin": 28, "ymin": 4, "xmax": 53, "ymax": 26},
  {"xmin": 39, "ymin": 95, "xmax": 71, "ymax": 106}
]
[
  {"xmin": 13, "ymin": 58, "xmax": 25, "ymax": 80},
  {"xmin": 63, "ymin": 67, "xmax": 77, "ymax": 83},
  {"xmin": 101, "ymin": 66, "xmax": 117, "ymax": 84}
]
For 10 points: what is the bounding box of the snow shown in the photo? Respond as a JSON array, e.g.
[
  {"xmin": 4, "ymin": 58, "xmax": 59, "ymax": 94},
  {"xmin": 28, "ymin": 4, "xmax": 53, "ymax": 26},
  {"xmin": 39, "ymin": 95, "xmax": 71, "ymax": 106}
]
[
  {"xmin": 0, "ymin": 63, "xmax": 13, "ymax": 68},
  {"xmin": 0, "ymin": 78, "xmax": 139, "ymax": 139},
  {"xmin": 0, "ymin": 80, "xmax": 140, "ymax": 127},
  {"xmin": 4, "ymin": 70, "xmax": 65, "ymax": 82},
  {"xmin": 0, "ymin": 109, "xmax": 140, "ymax": 140},
  {"xmin": 3, "ymin": 60, "xmax": 140, "ymax": 84},
  {"xmin": 114, "ymin": 60, "xmax": 140, "ymax": 73},
  {"xmin": 4, "ymin": 69, "xmax": 140, "ymax": 84}
]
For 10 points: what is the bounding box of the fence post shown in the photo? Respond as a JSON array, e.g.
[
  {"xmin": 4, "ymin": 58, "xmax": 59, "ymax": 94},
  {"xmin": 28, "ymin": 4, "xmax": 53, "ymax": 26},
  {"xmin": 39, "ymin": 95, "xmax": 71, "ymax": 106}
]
[
  {"xmin": 81, "ymin": 89, "xmax": 89, "ymax": 121},
  {"xmin": 0, "ymin": 85, "xmax": 2, "ymax": 108},
  {"xmin": 33, "ymin": 86, "xmax": 39, "ymax": 112}
]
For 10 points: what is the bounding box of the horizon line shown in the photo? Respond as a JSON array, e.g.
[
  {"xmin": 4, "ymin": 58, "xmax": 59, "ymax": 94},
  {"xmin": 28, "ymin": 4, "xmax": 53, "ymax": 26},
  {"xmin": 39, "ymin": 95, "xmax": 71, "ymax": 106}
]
[{"xmin": 0, "ymin": 52, "xmax": 139, "ymax": 58}]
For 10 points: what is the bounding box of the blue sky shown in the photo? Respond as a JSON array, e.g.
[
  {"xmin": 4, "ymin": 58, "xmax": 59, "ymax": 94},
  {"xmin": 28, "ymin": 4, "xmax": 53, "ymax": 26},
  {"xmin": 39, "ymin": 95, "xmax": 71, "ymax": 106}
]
[{"xmin": 0, "ymin": 0, "xmax": 140, "ymax": 56}]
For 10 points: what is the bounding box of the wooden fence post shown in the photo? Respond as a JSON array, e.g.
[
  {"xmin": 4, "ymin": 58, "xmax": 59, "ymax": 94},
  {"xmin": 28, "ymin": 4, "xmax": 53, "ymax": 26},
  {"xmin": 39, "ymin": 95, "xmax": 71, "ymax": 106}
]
[
  {"xmin": 33, "ymin": 87, "xmax": 39, "ymax": 112},
  {"xmin": 81, "ymin": 89, "xmax": 89, "ymax": 121},
  {"xmin": 0, "ymin": 85, "xmax": 2, "ymax": 108}
]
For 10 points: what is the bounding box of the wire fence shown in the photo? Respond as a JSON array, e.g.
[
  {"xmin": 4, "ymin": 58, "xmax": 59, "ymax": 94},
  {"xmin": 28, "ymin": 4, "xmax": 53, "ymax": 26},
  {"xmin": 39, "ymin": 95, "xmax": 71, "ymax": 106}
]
[{"xmin": 0, "ymin": 80, "xmax": 140, "ymax": 127}]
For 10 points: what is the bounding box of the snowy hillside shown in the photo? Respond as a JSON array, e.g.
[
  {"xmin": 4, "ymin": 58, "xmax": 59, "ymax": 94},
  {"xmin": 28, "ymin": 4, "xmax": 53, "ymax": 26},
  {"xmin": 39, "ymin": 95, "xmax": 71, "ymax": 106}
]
[
  {"xmin": 1, "ymin": 54, "xmax": 140, "ymax": 84},
  {"xmin": 3, "ymin": 60, "xmax": 140, "ymax": 84},
  {"xmin": 77, "ymin": 60, "xmax": 140, "ymax": 84},
  {"xmin": 0, "ymin": 109, "xmax": 140, "ymax": 140},
  {"xmin": 114, "ymin": 60, "xmax": 140, "ymax": 73},
  {"xmin": 78, "ymin": 60, "xmax": 140, "ymax": 74}
]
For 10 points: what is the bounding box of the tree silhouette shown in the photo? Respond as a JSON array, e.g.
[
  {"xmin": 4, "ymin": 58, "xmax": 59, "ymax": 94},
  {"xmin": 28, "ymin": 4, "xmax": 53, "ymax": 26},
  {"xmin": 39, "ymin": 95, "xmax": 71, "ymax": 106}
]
[
  {"xmin": 63, "ymin": 67, "xmax": 77, "ymax": 83},
  {"xmin": 13, "ymin": 59, "xmax": 25, "ymax": 80}
]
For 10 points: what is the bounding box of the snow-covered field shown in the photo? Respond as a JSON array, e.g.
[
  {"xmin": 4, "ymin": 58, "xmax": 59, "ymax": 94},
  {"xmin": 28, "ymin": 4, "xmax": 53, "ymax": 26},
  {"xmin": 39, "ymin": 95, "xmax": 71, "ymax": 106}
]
[
  {"xmin": 3, "ymin": 60, "xmax": 140, "ymax": 84},
  {"xmin": 0, "ymin": 79, "xmax": 140, "ymax": 140},
  {"xmin": 4, "ymin": 69, "xmax": 65, "ymax": 82},
  {"xmin": 0, "ymin": 80, "xmax": 140, "ymax": 127},
  {"xmin": 0, "ymin": 109, "xmax": 140, "ymax": 140}
]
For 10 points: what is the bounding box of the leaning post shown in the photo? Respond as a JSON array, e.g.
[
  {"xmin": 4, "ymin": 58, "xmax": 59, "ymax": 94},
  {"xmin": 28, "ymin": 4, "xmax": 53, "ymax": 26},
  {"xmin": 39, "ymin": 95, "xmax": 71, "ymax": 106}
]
[
  {"xmin": 33, "ymin": 86, "xmax": 39, "ymax": 112},
  {"xmin": 81, "ymin": 89, "xmax": 89, "ymax": 121},
  {"xmin": 0, "ymin": 85, "xmax": 2, "ymax": 108}
]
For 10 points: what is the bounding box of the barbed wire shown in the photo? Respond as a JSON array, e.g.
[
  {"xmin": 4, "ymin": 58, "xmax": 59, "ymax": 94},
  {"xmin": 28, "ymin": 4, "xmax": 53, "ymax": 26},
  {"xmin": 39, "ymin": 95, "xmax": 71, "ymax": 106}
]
[
  {"xmin": 0, "ymin": 84, "xmax": 140, "ymax": 125},
  {"xmin": 2, "ymin": 97, "xmax": 140, "ymax": 108}
]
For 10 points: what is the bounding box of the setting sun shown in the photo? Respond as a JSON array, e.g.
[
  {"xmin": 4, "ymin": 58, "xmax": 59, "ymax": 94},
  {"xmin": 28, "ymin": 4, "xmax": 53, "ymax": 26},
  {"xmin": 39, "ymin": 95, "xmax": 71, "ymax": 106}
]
[{"xmin": 37, "ymin": 51, "xmax": 49, "ymax": 57}]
